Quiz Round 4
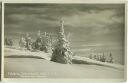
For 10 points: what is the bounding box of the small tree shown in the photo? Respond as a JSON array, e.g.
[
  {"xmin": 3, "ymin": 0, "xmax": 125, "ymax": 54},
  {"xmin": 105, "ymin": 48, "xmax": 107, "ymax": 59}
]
[
  {"xmin": 109, "ymin": 52, "xmax": 114, "ymax": 63},
  {"xmin": 19, "ymin": 36, "xmax": 26, "ymax": 48},
  {"xmin": 5, "ymin": 38, "xmax": 13, "ymax": 46},
  {"xmin": 40, "ymin": 32, "xmax": 52, "ymax": 53},
  {"xmin": 34, "ymin": 30, "xmax": 43, "ymax": 50},
  {"xmin": 25, "ymin": 33, "xmax": 32, "ymax": 50},
  {"xmin": 100, "ymin": 53, "xmax": 106, "ymax": 62}
]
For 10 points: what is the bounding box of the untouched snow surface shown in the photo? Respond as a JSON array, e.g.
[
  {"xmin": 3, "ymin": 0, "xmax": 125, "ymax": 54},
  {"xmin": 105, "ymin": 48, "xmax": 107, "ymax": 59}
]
[{"xmin": 4, "ymin": 47, "xmax": 124, "ymax": 78}]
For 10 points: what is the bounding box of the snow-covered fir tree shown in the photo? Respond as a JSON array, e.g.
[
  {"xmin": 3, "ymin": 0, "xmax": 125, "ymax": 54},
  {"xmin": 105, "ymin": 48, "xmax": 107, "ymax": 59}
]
[{"xmin": 51, "ymin": 19, "xmax": 73, "ymax": 64}]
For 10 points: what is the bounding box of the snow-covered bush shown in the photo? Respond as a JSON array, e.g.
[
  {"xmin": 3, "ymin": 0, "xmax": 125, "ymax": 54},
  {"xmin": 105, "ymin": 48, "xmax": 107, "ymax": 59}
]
[{"xmin": 5, "ymin": 38, "xmax": 13, "ymax": 46}]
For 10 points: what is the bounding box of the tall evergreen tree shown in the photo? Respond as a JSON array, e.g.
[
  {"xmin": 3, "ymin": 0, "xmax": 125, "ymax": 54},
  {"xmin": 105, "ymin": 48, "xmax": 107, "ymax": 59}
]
[{"xmin": 51, "ymin": 19, "xmax": 73, "ymax": 64}]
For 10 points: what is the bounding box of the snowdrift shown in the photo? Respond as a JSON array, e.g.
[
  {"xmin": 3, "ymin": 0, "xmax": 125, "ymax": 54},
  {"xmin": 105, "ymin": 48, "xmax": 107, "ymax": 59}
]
[{"xmin": 72, "ymin": 56, "xmax": 124, "ymax": 70}]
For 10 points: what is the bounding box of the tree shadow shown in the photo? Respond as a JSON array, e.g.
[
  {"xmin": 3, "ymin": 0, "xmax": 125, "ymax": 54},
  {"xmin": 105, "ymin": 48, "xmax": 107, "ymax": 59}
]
[{"xmin": 5, "ymin": 55, "xmax": 45, "ymax": 59}]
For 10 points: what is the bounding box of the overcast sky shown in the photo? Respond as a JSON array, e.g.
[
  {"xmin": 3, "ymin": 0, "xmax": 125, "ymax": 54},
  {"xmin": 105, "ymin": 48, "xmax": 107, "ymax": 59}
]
[
  {"xmin": 4, "ymin": 4, "xmax": 125, "ymax": 48},
  {"xmin": 0, "ymin": 4, "xmax": 1, "ymax": 28}
]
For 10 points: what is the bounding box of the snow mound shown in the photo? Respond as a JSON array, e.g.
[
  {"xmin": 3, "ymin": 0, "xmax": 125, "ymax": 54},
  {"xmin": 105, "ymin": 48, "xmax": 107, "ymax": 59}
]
[
  {"xmin": 5, "ymin": 47, "xmax": 51, "ymax": 60},
  {"xmin": 73, "ymin": 56, "xmax": 124, "ymax": 70}
]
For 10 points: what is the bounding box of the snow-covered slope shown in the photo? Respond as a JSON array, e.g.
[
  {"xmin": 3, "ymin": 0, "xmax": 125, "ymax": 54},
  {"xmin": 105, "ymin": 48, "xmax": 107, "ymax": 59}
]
[
  {"xmin": 5, "ymin": 47, "xmax": 51, "ymax": 60},
  {"xmin": 73, "ymin": 56, "xmax": 124, "ymax": 70},
  {"xmin": 5, "ymin": 47, "xmax": 124, "ymax": 70},
  {"xmin": 4, "ymin": 47, "xmax": 124, "ymax": 78}
]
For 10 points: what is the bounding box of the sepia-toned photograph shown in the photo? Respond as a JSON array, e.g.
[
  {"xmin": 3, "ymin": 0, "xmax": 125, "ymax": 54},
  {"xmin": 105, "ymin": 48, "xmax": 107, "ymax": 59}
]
[
  {"xmin": 0, "ymin": 2, "xmax": 1, "ymax": 80},
  {"xmin": 4, "ymin": 3, "xmax": 125, "ymax": 79}
]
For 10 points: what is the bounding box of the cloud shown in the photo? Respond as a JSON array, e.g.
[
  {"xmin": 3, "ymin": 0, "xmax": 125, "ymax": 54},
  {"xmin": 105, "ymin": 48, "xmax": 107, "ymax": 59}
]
[
  {"xmin": 63, "ymin": 9, "xmax": 123, "ymax": 31},
  {"xmin": 83, "ymin": 43, "xmax": 103, "ymax": 47},
  {"xmin": 4, "ymin": 4, "xmax": 125, "ymax": 45},
  {"xmin": 73, "ymin": 48, "xmax": 91, "ymax": 52}
]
